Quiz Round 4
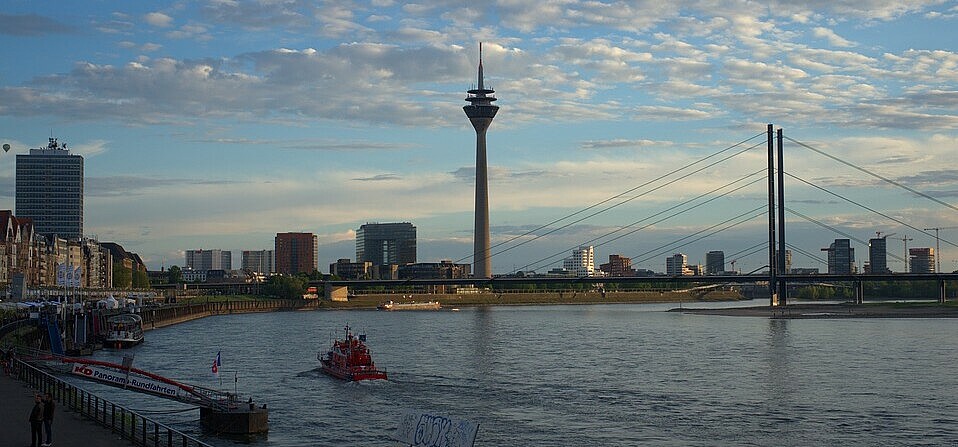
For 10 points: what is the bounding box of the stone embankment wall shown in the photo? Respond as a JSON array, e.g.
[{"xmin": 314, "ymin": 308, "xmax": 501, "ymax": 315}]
[
  {"xmin": 140, "ymin": 299, "xmax": 322, "ymax": 331},
  {"xmin": 339, "ymin": 289, "xmax": 745, "ymax": 308}
]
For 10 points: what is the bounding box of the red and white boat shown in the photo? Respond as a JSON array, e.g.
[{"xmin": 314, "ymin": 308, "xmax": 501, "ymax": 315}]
[{"xmin": 318, "ymin": 325, "xmax": 387, "ymax": 381}]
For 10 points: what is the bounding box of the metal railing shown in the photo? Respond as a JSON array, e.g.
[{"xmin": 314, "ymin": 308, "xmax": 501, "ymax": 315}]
[{"xmin": 13, "ymin": 357, "xmax": 213, "ymax": 447}]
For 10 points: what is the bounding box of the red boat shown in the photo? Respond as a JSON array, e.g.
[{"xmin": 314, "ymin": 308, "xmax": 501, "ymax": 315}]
[{"xmin": 318, "ymin": 325, "xmax": 388, "ymax": 381}]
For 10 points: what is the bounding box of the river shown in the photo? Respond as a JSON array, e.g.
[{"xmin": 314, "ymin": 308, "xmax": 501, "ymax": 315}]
[{"xmin": 75, "ymin": 299, "xmax": 958, "ymax": 446}]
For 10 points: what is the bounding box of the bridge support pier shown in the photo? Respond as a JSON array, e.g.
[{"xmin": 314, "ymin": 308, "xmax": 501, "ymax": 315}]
[
  {"xmin": 200, "ymin": 404, "xmax": 269, "ymax": 434},
  {"xmin": 939, "ymin": 279, "xmax": 947, "ymax": 304},
  {"xmin": 855, "ymin": 280, "xmax": 864, "ymax": 305}
]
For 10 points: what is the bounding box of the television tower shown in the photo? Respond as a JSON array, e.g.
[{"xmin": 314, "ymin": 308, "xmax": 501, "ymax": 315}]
[{"xmin": 464, "ymin": 43, "xmax": 499, "ymax": 278}]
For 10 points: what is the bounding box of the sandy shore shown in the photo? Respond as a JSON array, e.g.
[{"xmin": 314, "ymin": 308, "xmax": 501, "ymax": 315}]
[{"xmin": 673, "ymin": 302, "xmax": 958, "ymax": 319}]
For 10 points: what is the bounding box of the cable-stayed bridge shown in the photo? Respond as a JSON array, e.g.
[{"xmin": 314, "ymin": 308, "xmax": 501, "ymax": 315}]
[{"xmin": 325, "ymin": 125, "xmax": 958, "ymax": 306}]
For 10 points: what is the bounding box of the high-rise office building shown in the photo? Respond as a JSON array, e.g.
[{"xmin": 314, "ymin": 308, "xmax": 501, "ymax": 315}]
[
  {"xmin": 909, "ymin": 247, "xmax": 935, "ymax": 274},
  {"xmin": 599, "ymin": 254, "xmax": 633, "ymax": 277},
  {"xmin": 868, "ymin": 236, "xmax": 890, "ymax": 273},
  {"xmin": 242, "ymin": 250, "xmax": 275, "ymax": 274},
  {"xmin": 464, "ymin": 44, "xmax": 499, "ymax": 279},
  {"xmin": 562, "ymin": 245, "xmax": 595, "ymax": 277},
  {"xmin": 15, "ymin": 137, "xmax": 83, "ymax": 239},
  {"xmin": 666, "ymin": 253, "xmax": 689, "ymax": 276},
  {"xmin": 275, "ymin": 232, "xmax": 318, "ymax": 274},
  {"xmin": 823, "ymin": 239, "xmax": 855, "ymax": 274},
  {"xmin": 185, "ymin": 249, "xmax": 231, "ymax": 271},
  {"xmin": 705, "ymin": 251, "xmax": 725, "ymax": 275},
  {"xmin": 355, "ymin": 222, "xmax": 417, "ymax": 266}
]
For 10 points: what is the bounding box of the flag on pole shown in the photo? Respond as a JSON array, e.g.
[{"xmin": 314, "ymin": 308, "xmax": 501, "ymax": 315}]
[{"xmin": 212, "ymin": 351, "xmax": 221, "ymax": 375}]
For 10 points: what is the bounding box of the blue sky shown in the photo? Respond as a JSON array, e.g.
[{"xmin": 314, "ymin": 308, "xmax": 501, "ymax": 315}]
[{"xmin": 1, "ymin": 1, "xmax": 957, "ymax": 274}]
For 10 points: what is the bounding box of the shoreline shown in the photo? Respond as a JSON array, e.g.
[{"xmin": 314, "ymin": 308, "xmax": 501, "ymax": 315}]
[{"xmin": 673, "ymin": 302, "xmax": 958, "ymax": 319}]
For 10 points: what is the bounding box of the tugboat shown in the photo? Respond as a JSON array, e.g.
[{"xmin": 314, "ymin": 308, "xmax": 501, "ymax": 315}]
[{"xmin": 318, "ymin": 325, "xmax": 387, "ymax": 381}]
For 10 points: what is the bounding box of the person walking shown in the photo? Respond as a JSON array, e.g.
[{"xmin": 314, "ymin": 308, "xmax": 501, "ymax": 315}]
[
  {"xmin": 29, "ymin": 393, "xmax": 44, "ymax": 447},
  {"xmin": 42, "ymin": 392, "xmax": 55, "ymax": 446}
]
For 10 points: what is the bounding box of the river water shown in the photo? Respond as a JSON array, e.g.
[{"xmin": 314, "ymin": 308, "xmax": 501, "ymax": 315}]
[{"xmin": 74, "ymin": 299, "xmax": 958, "ymax": 446}]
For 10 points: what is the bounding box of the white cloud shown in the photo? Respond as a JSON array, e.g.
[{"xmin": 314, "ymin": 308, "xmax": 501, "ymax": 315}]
[
  {"xmin": 812, "ymin": 26, "xmax": 855, "ymax": 47},
  {"xmin": 144, "ymin": 12, "xmax": 173, "ymax": 28}
]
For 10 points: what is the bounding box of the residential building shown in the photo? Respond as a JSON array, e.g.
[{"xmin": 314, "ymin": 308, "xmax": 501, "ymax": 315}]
[
  {"xmin": 562, "ymin": 245, "xmax": 595, "ymax": 277},
  {"xmin": 868, "ymin": 237, "xmax": 890, "ymax": 273},
  {"xmin": 909, "ymin": 248, "xmax": 935, "ymax": 274},
  {"xmin": 242, "ymin": 250, "xmax": 275, "ymax": 274},
  {"xmin": 275, "ymin": 232, "xmax": 318, "ymax": 274},
  {"xmin": 356, "ymin": 222, "xmax": 417, "ymax": 266},
  {"xmin": 666, "ymin": 253, "xmax": 690, "ymax": 276},
  {"xmin": 99, "ymin": 241, "xmax": 147, "ymax": 288},
  {"xmin": 822, "ymin": 239, "xmax": 855, "ymax": 274},
  {"xmin": 599, "ymin": 254, "xmax": 633, "ymax": 277},
  {"xmin": 1, "ymin": 210, "xmax": 36, "ymax": 286},
  {"xmin": 185, "ymin": 249, "xmax": 232, "ymax": 271},
  {"xmin": 15, "ymin": 137, "xmax": 84, "ymax": 239},
  {"xmin": 705, "ymin": 251, "xmax": 725, "ymax": 275}
]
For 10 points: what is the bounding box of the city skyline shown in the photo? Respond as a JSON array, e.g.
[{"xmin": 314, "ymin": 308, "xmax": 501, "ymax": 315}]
[{"xmin": 1, "ymin": 2, "xmax": 957, "ymax": 274}]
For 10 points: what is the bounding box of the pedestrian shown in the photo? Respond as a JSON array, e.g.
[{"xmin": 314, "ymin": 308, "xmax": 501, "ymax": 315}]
[
  {"xmin": 42, "ymin": 392, "xmax": 55, "ymax": 446},
  {"xmin": 29, "ymin": 393, "xmax": 44, "ymax": 447}
]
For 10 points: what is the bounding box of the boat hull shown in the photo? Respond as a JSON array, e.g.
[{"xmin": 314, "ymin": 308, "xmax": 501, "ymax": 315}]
[
  {"xmin": 105, "ymin": 336, "xmax": 144, "ymax": 349},
  {"xmin": 320, "ymin": 360, "xmax": 387, "ymax": 381},
  {"xmin": 377, "ymin": 301, "xmax": 441, "ymax": 311}
]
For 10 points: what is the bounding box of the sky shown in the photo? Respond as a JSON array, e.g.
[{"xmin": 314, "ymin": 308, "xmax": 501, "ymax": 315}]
[{"xmin": 1, "ymin": 0, "xmax": 957, "ymax": 275}]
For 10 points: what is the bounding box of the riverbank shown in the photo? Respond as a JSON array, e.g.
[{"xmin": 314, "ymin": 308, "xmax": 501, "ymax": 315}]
[
  {"xmin": 673, "ymin": 302, "xmax": 958, "ymax": 318},
  {"xmin": 317, "ymin": 289, "xmax": 746, "ymax": 309}
]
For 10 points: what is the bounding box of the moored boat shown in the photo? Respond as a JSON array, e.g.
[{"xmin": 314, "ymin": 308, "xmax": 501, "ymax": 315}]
[
  {"xmin": 318, "ymin": 325, "xmax": 387, "ymax": 381},
  {"xmin": 104, "ymin": 313, "xmax": 144, "ymax": 348},
  {"xmin": 377, "ymin": 300, "xmax": 441, "ymax": 311}
]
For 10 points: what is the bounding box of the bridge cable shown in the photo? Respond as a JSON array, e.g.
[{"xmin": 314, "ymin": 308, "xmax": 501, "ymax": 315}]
[
  {"xmin": 784, "ymin": 243, "xmax": 829, "ymax": 266},
  {"xmin": 786, "ymin": 136, "xmax": 958, "ymax": 213},
  {"xmin": 629, "ymin": 206, "xmax": 767, "ymax": 266},
  {"xmin": 785, "ymin": 172, "xmax": 958, "ymax": 250},
  {"xmin": 726, "ymin": 241, "xmax": 768, "ymax": 261},
  {"xmin": 513, "ymin": 172, "xmax": 767, "ymax": 273},
  {"xmin": 511, "ymin": 169, "xmax": 766, "ymax": 273},
  {"xmin": 728, "ymin": 243, "xmax": 772, "ymax": 269},
  {"xmin": 453, "ymin": 132, "xmax": 767, "ymax": 267}
]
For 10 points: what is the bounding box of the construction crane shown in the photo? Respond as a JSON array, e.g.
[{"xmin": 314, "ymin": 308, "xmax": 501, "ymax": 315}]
[
  {"xmin": 901, "ymin": 234, "xmax": 913, "ymax": 272},
  {"xmin": 922, "ymin": 226, "xmax": 958, "ymax": 273},
  {"xmin": 875, "ymin": 231, "xmax": 896, "ymax": 239}
]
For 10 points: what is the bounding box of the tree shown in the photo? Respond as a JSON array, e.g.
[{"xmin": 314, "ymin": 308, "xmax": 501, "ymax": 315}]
[
  {"xmin": 167, "ymin": 265, "xmax": 182, "ymax": 284},
  {"xmin": 262, "ymin": 275, "xmax": 307, "ymax": 299},
  {"xmin": 132, "ymin": 269, "xmax": 150, "ymax": 289},
  {"xmin": 113, "ymin": 262, "xmax": 132, "ymax": 289}
]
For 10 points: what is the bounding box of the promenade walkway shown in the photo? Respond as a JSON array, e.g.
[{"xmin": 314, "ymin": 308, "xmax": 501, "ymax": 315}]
[{"xmin": 0, "ymin": 373, "xmax": 134, "ymax": 447}]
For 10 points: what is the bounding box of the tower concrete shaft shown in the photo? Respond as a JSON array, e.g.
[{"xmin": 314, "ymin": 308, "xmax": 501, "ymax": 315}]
[{"xmin": 463, "ymin": 44, "xmax": 498, "ymax": 278}]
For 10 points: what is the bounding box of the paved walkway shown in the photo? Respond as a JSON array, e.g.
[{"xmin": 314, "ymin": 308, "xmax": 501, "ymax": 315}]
[{"xmin": 0, "ymin": 373, "xmax": 135, "ymax": 447}]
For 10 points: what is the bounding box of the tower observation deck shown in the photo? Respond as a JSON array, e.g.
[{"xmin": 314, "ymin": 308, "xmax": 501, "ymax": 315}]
[{"xmin": 464, "ymin": 43, "xmax": 499, "ymax": 279}]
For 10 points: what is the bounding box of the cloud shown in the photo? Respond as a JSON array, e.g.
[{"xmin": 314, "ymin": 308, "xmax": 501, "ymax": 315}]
[
  {"xmin": 86, "ymin": 175, "xmax": 244, "ymax": 197},
  {"xmin": 812, "ymin": 27, "xmax": 855, "ymax": 47},
  {"xmin": 0, "ymin": 14, "xmax": 75, "ymax": 36},
  {"xmin": 144, "ymin": 12, "xmax": 174, "ymax": 28},
  {"xmin": 580, "ymin": 139, "xmax": 674, "ymax": 149},
  {"xmin": 352, "ymin": 174, "xmax": 401, "ymax": 181}
]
